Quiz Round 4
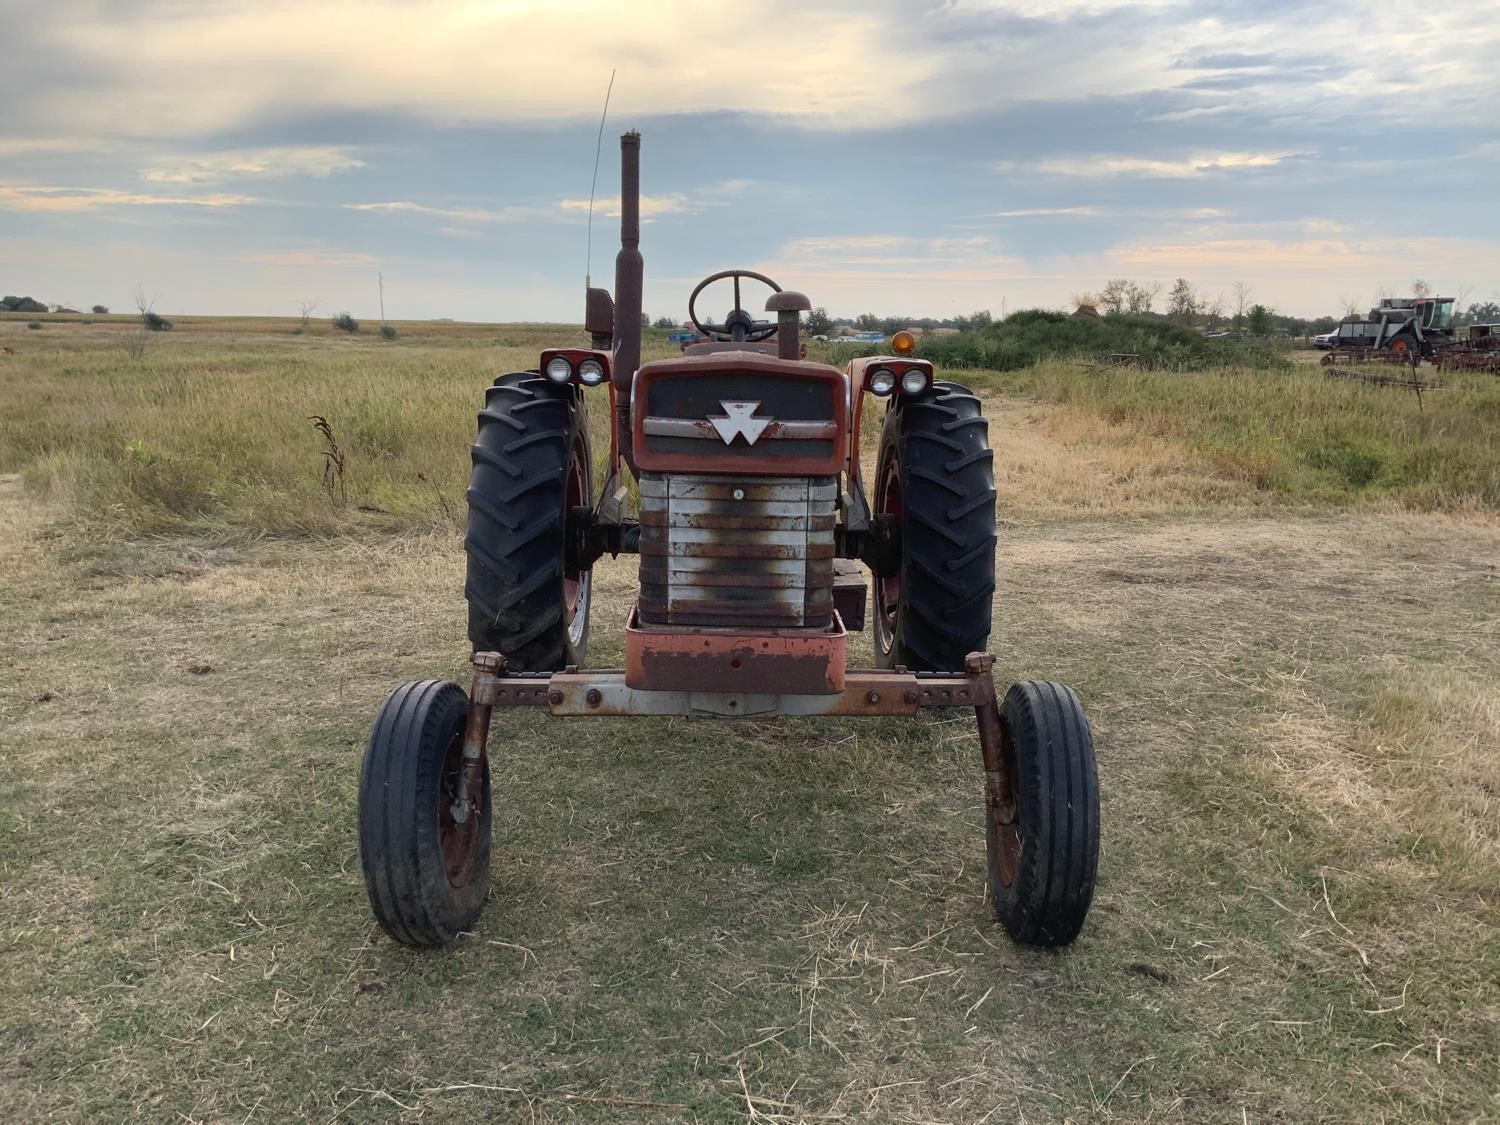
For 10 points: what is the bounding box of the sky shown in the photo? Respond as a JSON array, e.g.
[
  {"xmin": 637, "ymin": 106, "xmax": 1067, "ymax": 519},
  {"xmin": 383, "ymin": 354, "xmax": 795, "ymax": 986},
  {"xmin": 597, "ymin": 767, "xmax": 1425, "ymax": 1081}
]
[{"xmin": 2, "ymin": 0, "xmax": 1498, "ymax": 323}]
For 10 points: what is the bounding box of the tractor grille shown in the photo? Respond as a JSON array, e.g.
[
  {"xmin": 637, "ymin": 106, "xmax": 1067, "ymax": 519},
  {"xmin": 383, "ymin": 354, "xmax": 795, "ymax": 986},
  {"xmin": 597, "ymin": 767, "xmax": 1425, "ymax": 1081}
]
[{"xmin": 638, "ymin": 472, "xmax": 837, "ymax": 628}]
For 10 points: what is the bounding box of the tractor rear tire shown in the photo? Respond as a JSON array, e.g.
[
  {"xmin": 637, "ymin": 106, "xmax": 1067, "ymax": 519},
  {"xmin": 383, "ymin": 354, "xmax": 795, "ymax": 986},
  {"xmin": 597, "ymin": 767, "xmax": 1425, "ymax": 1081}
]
[
  {"xmin": 872, "ymin": 381, "xmax": 996, "ymax": 672},
  {"xmin": 466, "ymin": 372, "xmax": 592, "ymax": 670},
  {"xmin": 359, "ymin": 680, "xmax": 491, "ymax": 946},
  {"xmin": 988, "ymin": 680, "xmax": 1099, "ymax": 947}
]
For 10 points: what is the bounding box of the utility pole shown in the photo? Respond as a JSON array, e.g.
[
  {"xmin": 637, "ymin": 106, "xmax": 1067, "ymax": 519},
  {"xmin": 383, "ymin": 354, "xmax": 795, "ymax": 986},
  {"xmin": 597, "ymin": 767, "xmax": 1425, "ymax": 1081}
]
[{"xmin": 378, "ymin": 272, "xmax": 386, "ymax": 326}]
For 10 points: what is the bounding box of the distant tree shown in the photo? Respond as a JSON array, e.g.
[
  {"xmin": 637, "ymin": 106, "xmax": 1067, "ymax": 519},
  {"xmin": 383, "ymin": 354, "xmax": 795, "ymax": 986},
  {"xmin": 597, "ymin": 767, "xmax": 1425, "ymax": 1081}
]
[
  {"xmin": 1246, "ymin": 303, "xmax": 1274, "ymax": 336},
  {"xmin": 92, "ymin": 305, "xmax": 108, "ymax": 315},
  {"xmin": 1411, "ymin": 278, "xmax": 1432, "ymax": 298},
  {"xmin": 136, "ymin": 288, "xmax": 171, "ymax": 331},
  {"xmin": 296, "ymin": 298, "xmax": 320, "ymax": 332},
  {"xmin": 331, "ymin": 312, "xmax": 359, "ymax": 333},
  {"xmin": 1462, "ymin": 299, "xmax": 1500, "ymax": 325},
  {"xmin": 652, "ymin": 316, "xmax": 675, "ymax": 329},
  {"xmin": 804, "ymin": 306, "xmax": 832, "ymax": 336},
  {"xmin": 854, "ymin": 312, "xmax": 881, "ymax": 331},
  {"xmin": 0, "ymin": 296, "xmax": 16, "ymax": 311},
  {"xmin": 640, "ymin": 311, "xmax": 651, "ymax": 329},
  {"xmin": 1232, "ymin": 280, "xmax": 1252, "ymax": 329},
  {"xmin": 1203, "ymin": 294, "xmax": 1225, "ymax": 329},
  {"xmin": 1166, "ymin": 278, "xmax": 1198, "ymax": 324},
  {"xmin": 1099, "ymin": 279, "xmax": 1130, "ymax": 315},
  {"xmin": 970, "ymin": 310, "xmax": 993, "ymax": 330},
  {"xmin": 7, "ymin": 296, "xmax": 47, "ymax": 313},
  {"xmin": 1338, "ymin": 295, "xmax": 1362, "ymax": 318},
  {"xmin": 1125, "ymin": 282, "xmax": 1160, "ymax": 314}
]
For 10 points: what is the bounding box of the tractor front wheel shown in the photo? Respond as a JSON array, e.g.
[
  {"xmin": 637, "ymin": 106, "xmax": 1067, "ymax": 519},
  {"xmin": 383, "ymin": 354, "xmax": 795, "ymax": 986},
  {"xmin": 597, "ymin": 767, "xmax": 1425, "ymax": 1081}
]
[
  {"xmin": 872, "ymin": 381, "xmax": 996, "ymax": 671},
  {"xmin": 359, "ymin": 680, "xmax": 491, "ymax": 946},
  {"xmin": 987, "ymin": 680, "xmax": 1099, "ymax": 947}
]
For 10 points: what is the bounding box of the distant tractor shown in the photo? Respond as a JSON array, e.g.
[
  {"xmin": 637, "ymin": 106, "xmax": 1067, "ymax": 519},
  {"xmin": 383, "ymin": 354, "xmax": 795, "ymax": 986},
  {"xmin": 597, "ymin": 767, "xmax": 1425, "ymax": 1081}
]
[
  {"xmin": 1323, "ymin": 296, "xmax": 1456, "ymax": 364},
  {"xmin": 357, "ymin": 133, "xmax": 1101, "ymax": 951}
]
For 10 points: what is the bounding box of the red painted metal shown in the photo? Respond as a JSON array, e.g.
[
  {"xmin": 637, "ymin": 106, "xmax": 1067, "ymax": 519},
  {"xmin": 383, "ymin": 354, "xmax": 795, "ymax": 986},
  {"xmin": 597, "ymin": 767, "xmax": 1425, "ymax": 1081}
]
[
  {"xmin": 468, "ymin": 650, "xmax": 992, "ymax": 719},
  {"xmin": 631, "ymin": 353, "xmax": 847, "ymax": 476},
  {"xmin": 625, "ymin": 608, "xmax": 846, "ymax": 694}
]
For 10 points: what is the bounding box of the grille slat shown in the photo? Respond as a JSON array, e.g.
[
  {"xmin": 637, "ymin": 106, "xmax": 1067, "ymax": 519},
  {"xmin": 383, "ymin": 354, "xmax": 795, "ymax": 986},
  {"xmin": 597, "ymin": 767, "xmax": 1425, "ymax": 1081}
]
[{"xmin": 638, "ymin": 471, "xmax": 838, "ymax": 628}]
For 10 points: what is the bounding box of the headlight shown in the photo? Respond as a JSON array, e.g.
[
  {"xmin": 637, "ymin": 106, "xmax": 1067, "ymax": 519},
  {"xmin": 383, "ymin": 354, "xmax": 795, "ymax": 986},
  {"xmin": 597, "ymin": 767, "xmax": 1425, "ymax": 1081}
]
[
  {"xmin": 868, "ymin": 367, "xmax": 896, "ymax": 396},
  {"xmin": 577, "ymin": 358, "xmax": 606, "ymax": 386},
  {"xmin": 900, "ymin": 369, "xmax": 928, "ymax": 395},
  {"xmin": 544, "ymin": 356, "xmax": 573, "ymax": 383}
]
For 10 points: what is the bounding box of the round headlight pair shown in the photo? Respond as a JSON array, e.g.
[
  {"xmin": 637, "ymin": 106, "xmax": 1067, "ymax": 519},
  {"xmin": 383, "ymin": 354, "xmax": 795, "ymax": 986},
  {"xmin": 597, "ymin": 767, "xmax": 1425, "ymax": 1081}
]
[
  {"xmin": 868, "ymin": 367, "xmax": 929, "ymax": 397},
  {"xmin": 545, "ymin": 355, "xmax": 607, "ymax": 386}
]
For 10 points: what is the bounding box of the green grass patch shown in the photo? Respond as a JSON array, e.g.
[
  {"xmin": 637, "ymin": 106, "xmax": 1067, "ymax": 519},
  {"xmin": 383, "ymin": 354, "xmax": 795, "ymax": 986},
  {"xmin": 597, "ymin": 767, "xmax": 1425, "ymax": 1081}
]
[
  {"xmin": 918, "ymin": 309, "xmax": 1289, "ymax": 371},
  {"xmin": 965, "ymin": 360, "xmax": 1500, "ymax": 511}
]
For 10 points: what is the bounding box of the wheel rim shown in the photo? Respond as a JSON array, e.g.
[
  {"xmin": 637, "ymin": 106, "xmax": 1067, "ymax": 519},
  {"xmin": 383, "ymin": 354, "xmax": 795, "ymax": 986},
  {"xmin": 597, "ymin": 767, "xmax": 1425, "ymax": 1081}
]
[
  {"xmin": 564, "ymin": 446, "xmax": 590, "ymax": 648},
  {"xmin": 989, "ymin": 721, "xmax": 1022, "ymax": 889},
  {"xmin": 873, "ymin": 455, "xmax": 902, "ymax": 657},
  {"xmin": 437, "ymin": 732, "xmax": 481, "ymax": 888}
]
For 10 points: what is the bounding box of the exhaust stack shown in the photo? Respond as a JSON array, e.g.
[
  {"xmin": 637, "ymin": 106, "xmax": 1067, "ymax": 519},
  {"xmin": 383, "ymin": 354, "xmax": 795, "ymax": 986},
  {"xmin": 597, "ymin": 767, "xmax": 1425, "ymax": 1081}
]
[{"xmin": 612, "ymin": 131, "xmax": 643, "ymax": 474}]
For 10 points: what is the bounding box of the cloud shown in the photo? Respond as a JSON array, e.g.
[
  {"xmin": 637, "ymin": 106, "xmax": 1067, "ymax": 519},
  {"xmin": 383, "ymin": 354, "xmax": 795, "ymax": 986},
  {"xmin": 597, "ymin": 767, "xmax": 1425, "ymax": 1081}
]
[
  {"xmin": 1005, "ymin": 151, "xmax": 1304, "ymax": 179},
  {"xmin": 993, "ymin": 207, "xmax": 1100, "ymax": 218},
  {"xmin": 345, "ymin": 200, "xmax": 534, "ymax": 224},
  {"xmin": 0, "ymin": 185, "xmax": 258, "ymax": 213},
  {"xmin": 0, "ymin": 137, "xmax": 106, "ymax": 156},
  {"xmin": 557, "ymin": 193, "xmax": 690, "ymax": 219},
  {"xmin": 141, "ymin": 145, "xmax": 364, "ymax": 184},
  {"xmin": 238, "ymin": 249, "xmax": 380, "ymax": 268}
]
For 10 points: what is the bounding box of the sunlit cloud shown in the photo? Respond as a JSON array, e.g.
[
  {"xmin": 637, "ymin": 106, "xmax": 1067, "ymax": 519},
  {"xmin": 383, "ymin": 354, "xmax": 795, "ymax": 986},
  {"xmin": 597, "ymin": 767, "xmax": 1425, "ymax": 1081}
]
[
  {"xmin": 993, "ymin": 207, "xmax": 1100, "ymax": 218},
  {"xmin": 345, "ymin": 200, "xmax": 536, "ymax": 224},
  {"xmin": 1004, "ymin": 151, "xmax": 1304, "ymax": 179},
  {"xmin": 142, "ymin": 146, "xmax": 365, "ymax": 184},
  {"xmin": 558, "ymin": 193, "xmax": 690, "ymax": 219},
  {"xmin": 238, "ymin": 249, "xmax": 380, "ymax": 268},
  {"xmin": 0, "ymin": 185, "xmax": 259, "ymax": 213}
]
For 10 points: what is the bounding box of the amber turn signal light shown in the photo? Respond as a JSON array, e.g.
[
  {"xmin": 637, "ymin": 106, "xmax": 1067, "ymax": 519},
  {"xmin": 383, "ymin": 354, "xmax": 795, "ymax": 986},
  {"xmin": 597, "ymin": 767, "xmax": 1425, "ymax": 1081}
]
[{"xmin": 891, "ymin": 330, "xmax": 916, "ymax": 355}]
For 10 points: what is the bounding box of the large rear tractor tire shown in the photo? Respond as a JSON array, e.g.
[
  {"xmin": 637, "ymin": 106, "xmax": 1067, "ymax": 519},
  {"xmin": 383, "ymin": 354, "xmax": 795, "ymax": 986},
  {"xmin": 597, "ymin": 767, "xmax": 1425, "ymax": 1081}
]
[
  {"xmin": 872, "ymin": 381, "xmax": 996, "ymax": 672},
  {"xmin": 359, "ymin": 680, "xmax": 491, "ymax": 946},
  {"xmin": 988, "ymin": 680, "xmax": 1099, "ymax": 947},
  {"xmin": 466, "ymin": 372, "xmax": 592, "ymax": 670}
]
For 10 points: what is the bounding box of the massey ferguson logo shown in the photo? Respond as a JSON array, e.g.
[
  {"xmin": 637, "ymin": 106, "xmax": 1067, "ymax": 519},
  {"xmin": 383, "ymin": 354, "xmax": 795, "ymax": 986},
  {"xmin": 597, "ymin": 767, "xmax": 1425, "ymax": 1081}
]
[{"xmin": 708, "ymin": 401, "xmax": 771, "ymax": 446}]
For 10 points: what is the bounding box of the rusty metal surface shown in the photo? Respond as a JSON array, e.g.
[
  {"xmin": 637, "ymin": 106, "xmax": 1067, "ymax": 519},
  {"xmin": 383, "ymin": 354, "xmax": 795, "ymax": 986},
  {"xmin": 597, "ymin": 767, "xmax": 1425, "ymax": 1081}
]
[
  {"xmin": 467, "ymin": 659, "xmax": 993, "ymax": 719},
  {"xmin": 638, "ymin": 474, "xmax": 836, "ymax": 629},
  {"xmin": 612, "ymin": 132, "xmax": 642, "ymax": 476},
  {"xmin": 626, "ymin": 607, "xmax": 846, "ymax": 694},
  {"xmin": 832, "ymin": 558, "xmax": 867, "ymax": 632},
  {"xmin": 630, "ymin": 353, "xmax": 846, "ymax": 476}
]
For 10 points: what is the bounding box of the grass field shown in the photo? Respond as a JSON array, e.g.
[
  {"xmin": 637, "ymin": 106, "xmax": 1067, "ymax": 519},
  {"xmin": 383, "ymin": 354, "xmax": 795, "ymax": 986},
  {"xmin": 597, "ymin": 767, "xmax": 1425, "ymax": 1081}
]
[{"xmin": 1, "ymin": 316, "xmax": 1497, "ymax": 1122}]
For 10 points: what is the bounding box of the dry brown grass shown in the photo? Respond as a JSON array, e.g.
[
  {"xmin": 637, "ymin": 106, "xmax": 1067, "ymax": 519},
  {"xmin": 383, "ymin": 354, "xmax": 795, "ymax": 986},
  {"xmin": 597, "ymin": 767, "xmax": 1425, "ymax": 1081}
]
[{"xmin": 2, "ymin": 319, "xmax": 1497, "ymax": 1121}]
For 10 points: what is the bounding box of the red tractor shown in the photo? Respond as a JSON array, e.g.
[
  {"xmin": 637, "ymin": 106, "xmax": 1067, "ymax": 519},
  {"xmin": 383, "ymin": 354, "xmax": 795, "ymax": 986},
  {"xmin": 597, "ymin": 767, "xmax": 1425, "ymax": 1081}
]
[{"xmin": 359, "ymin": 133, "xmax": 1100, "ymax": 949}]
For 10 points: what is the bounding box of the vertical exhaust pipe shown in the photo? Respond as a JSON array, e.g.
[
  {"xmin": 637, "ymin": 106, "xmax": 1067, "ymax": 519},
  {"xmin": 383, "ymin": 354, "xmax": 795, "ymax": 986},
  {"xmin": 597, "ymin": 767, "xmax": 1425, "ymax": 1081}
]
[{"xmin": 612, "ymin": 131, "xmax": 643, "ymax": 475}]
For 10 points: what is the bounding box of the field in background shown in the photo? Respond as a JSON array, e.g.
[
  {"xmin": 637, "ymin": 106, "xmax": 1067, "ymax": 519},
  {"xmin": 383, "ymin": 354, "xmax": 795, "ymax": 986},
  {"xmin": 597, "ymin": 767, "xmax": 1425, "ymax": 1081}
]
[
  {"xmin": 2, "ymin": 314, "xmax": 1498, "ymax": 543},
  {"xmin": 1, "ymin": 316, "xmax": 1497, "ymax": 1121}
]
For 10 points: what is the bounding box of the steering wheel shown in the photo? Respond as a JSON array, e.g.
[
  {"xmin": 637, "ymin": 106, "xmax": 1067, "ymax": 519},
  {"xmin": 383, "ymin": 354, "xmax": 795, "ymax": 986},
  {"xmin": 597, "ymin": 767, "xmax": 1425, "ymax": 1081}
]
[{"xmin": 688, "ymin": 269, "xmax": 782, "ymax": 342}]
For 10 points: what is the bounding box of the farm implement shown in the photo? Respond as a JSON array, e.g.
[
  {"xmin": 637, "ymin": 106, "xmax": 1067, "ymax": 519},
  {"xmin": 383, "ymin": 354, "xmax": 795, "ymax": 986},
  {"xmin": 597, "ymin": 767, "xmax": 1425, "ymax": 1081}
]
[{"xmin": 358, "ymin": 133, "xmax": 1100, "ymax": 950}]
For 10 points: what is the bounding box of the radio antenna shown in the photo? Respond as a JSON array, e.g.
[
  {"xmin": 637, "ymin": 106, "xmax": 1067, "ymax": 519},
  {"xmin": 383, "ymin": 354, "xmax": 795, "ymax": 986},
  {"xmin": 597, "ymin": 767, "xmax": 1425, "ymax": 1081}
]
[{"xmin": 585, "ymin": 69, "xmax": 617, "ymax": 288}]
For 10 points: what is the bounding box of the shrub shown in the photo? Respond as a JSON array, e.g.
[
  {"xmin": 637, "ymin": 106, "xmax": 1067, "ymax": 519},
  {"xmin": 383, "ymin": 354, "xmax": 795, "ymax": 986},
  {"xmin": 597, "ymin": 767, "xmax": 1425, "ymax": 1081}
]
[
  {"xmin": 142, "ymin": 310, "xmax": 173, "ymax": 331},
  {"xmin": 92, "ymin": 305, "xmax": 109, "ymax": 315},
  {"xmin": 378, "ymin": 324, "xmax": 398, "ymax": 340},
  {"xmin": 27, "ymin": 321, "xmax": 42, "ymax": 330},
  {"xmin": 332, "ymin": 312, "xmax": 359, "ymax": 333},
  {"xmin": 916, "ymin": 309, "xmax": 1288, "ymax": 372}
]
